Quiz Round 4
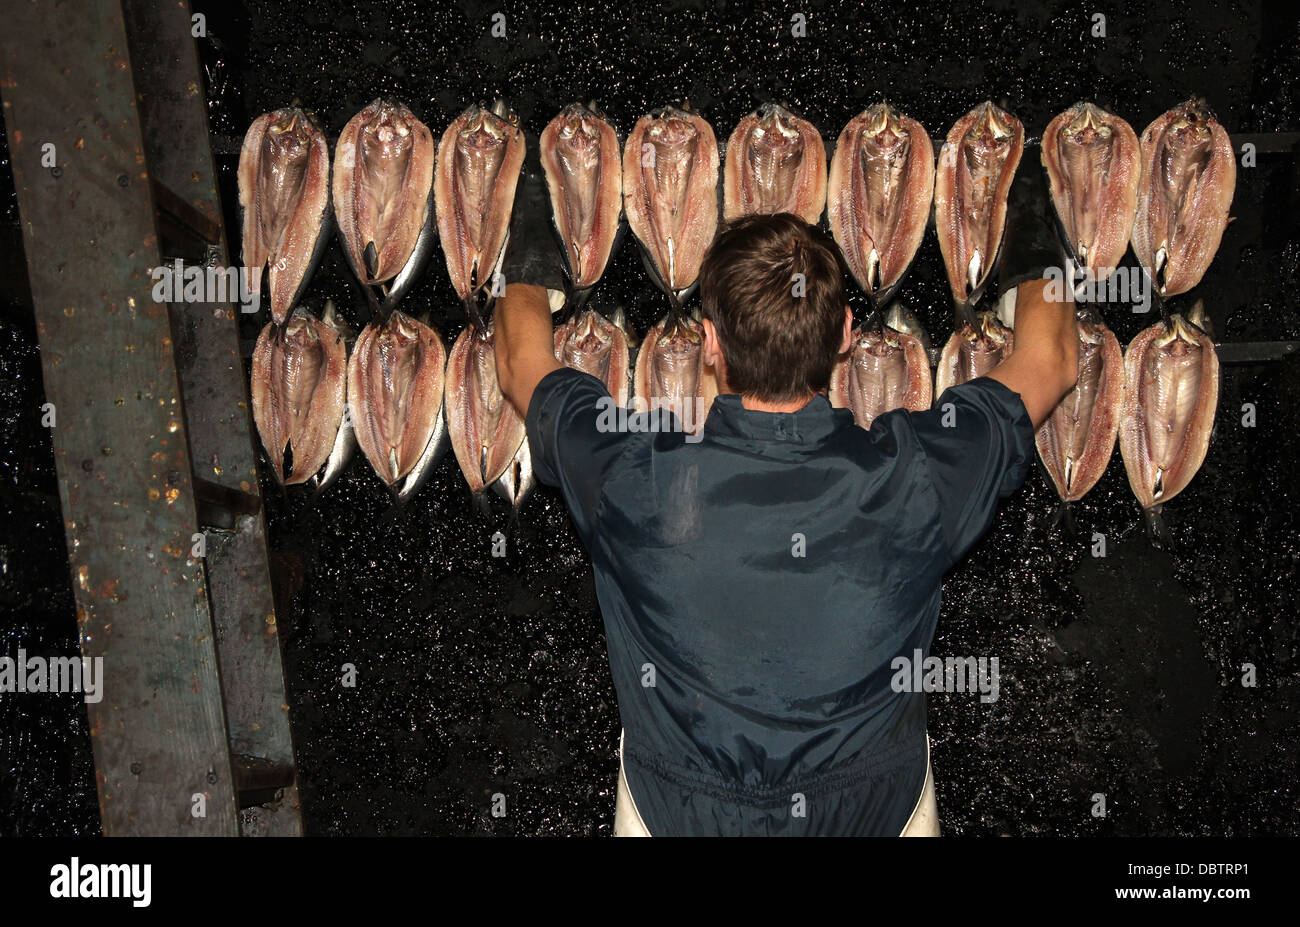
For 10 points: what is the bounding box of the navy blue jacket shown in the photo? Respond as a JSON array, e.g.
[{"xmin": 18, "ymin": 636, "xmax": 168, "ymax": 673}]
[{"xmin": 526, "ymin": 368, "xmax": 1033, "ymax": 835}]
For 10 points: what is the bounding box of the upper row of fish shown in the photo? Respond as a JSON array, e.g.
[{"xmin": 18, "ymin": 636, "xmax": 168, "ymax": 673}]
[{"xmin": 240, "ymin": 96, "xmax": 1235, "ymax": 528}]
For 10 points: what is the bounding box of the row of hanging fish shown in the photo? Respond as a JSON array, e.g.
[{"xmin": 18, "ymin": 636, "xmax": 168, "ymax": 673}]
[{"xmin": 240, "ymin": 96, "xmax": 1234, "ymax": 531}]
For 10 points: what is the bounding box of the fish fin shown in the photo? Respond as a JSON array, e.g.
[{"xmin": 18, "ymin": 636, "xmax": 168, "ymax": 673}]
[
  {"xmin": 281, "ymin": 441, "xmax": 296, "ymax": 485},
  {"xmin": 364, "ymin": 240, "xmax": 379, "ymax": 279}
]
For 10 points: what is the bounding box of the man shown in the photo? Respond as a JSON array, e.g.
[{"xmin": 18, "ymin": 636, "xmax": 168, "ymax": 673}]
[{"xmin": 493, "ymin": 185, "xmax": 1076, "ymax": 836}]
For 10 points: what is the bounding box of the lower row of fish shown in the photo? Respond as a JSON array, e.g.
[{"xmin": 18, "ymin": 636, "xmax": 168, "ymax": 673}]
[{"xmin": 250, "ymin": 292, "xmax": 1218, "ymax": 531}]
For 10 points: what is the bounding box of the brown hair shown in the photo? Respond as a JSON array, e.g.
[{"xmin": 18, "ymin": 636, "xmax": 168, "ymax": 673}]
[{"xmin": 699, "ymin": 213, "xmax": 847, "ymax": 402}]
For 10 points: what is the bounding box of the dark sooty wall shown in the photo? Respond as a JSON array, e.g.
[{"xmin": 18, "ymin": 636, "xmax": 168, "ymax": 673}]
[{"xmin": 3, "ymin": 0, "xmax": 1299, "ymax": 835}]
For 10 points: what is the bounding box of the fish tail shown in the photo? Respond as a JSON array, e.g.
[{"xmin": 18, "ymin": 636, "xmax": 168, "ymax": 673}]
[
  {"xmin": 1142, "ymin": 504, "xmax": 1173, "ymax": 551},
  {"xmin": 464, "ymin": 293, "xmax": 488, "ymax": 332},
  {"xmin": 567, "ymin": 283, "xmax": 593, "ymax": 319},
  {"xmin": 1050, "ymin": 500, "xmax": 1077, "ymax": 536},
  {"xmin": 666, "ymin": 287, "xmax": 690, "ymax": 326},
  {"xmin": 953, "ymin": 299, "xmax": 978, "ymax": 331},
  {"xmin": 864, "ymin": 305, "xmax": 885, "ymax": 335},
  {"xmin": 355, "ymin": 277, "xmax": 386, "ymax": 326}
]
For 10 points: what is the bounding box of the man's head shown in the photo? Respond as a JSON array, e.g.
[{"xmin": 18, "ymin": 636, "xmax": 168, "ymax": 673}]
[{"xmin": 699, "ymin": 213, "xmax": 852, "ymax": 404}]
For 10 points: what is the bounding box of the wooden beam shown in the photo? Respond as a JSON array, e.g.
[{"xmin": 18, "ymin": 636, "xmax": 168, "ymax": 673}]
[
  {"xmin": 0, "ymin": 0, "xmax": 238, "ymax": 835},
  {"xmin": 119, "ymin": 0, "xmax": 303, "ymax": 835}
]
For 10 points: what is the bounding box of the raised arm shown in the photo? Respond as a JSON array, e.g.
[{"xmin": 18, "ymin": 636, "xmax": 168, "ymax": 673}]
[
  {"xmin": 492, "ymin": 130, "xmax": 565, "ymax": 420},
  {"xmin": 987, "ymin": 278, "xmax": 1078, "ymax": 428},
  {"xmin": 496, "ymin": 282, "xmax": 561, "ymax": 418}
]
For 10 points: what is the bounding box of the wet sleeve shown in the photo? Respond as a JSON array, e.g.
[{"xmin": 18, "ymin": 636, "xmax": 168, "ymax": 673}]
[
  {"xmin": 907, "ymin": 377, "xmax": 1035, "ymax": 564},
  {"xmin": 525, "ymin": 366, "xmax": 629, "ymax": 535}
]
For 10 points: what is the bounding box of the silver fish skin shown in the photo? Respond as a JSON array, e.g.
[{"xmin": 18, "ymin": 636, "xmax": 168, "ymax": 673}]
[
  {"xmin": 491, "ymin": 438, "xmax": 534, "ymax": 509},
  {"xmin": 313, "ymin": 300, "xmax": 357, "ymax": 493},
  {"xmin": 239, "ymin": 107, "xmax": 333, "ymax": 323},
  {"xmin": 395, "ymin": 398, "xmax": 448, "ymax": 504}
]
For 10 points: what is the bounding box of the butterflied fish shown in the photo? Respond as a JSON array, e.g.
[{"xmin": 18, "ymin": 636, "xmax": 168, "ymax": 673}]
[
  {"xmin": 333, "ymin": 99, "xmax": 436, "ymax": 310},
  {"xmin": 724, "ymin": 103, "xmax": 827, "ymax": 226},
  {"xmin": 1119, "ymin": 304, "xmax": 1219, "ymax": 537},
  {"xmin": 541, "ymin": 103, "xmax": 624, "ymax": 305},
  {"xmin": 554, "ymin": 306, "xmax": 632, "ymax": 406},
  {"xmin": 1131, "ymin": 98, "xmax": 1236, "ymax": 299},
  {"xmin": 633, "ymin": 314, "xmax": 718, "ymax": 436},
  {"xmin": 623, "ymin": 105, "xmax": 719, "ymax": 310},
  {"xmin": 445, "ymin": 322, "xmax": 528, "ymax": 495},
  {"xmin": 251, "ymin": 301, "xmax": 351, "ymax": 487},
  {"xmin": 436, "ymin": 101, "xmax": 526, "ymax": 324},
  {"xmin": 239, "ymin": 107, "xmax": 332, "ymax": 324},
  {"xmin": 934, "ymin": 102, "xmax": 1024, "ymax": 309},
  {"xmin": 1035, "ymin": 314, "xmax": 1124, "ymax": 511},
  {"xmin": 829, "ymin": 304, "xmax": 932, "ymax": 430},
  {"xmin": 935, "ymin": 309, "xmax": 1014, "ymax": 397},
  {"xmin": 1042, "ymin": 102, "xmax": 1141, "ymax": 287},
  {"xmin": 347, "ymin": 309, "xmax": 448, "ymax": 501},
  {"xmin": 827, "ymin": 103, "xmax": 933, "ymax": 307}
]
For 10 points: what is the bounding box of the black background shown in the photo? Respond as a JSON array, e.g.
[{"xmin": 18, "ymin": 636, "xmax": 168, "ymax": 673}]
[{"xmin": 2, "ymin": 0, "xmax": 1298, "ymax": 836}]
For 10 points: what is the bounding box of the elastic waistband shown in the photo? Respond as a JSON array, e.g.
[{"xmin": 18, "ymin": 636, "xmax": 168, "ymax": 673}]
[{"xmin": 622, "ymin": 736, "xmax": 926, "ymax": 809}]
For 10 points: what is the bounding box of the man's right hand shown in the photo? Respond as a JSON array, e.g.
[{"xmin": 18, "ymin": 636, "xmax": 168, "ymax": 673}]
[{"xmin": 988, "ymin": 279, "xmax": 1078, "ymax": 429}]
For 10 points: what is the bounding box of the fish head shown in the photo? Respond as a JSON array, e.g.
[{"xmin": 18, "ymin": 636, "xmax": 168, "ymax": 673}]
[
  {"xmin": 1167, "ymin": 98, "xmax": 1216, "ymax": 142},
  {"xmin": 1157, "ymin": 101, "xmax": 1217, "ymax": 187},
  {"xmin": 965, "ymin": 101, "xmax": 1018, "ymax": 163},
  {"xmin": 263, "ymin": 107, "xmax": 318, "ymax": 165},
  {"xmin": 462, "ymin": 100, "xmax": 520, "ymax": 142},
  {"xmin": 358, "ymin": 100, "xmax": 418, "ymax": 164},
  {"xmin": 555, "ymin": 104, "xmax": 605, "ymax": 164},
  {"xmin": 851, "ymin": 326, "xmax": 897, "ymax": 358},
  {"xmin": 863, "ymin": 102, "xmax": 905, "ymax": 143},
  {"xmin": 749, "ymin": 102, "xmax": 803, "ymax": 148},
  {"xmin": 558, "ymin": 310, "xmax": 615, "ymax": 369},
  {"xmin": 646, "ymin": 106, "xmax": 701, "ymax": 153},
  {"xmin": 281, "ymin": 306, "xmax": 321, "ymax": 347},
  {"xmin": 1061, "ymin": 102, "xmax": 1112, "ymax": 145}
]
